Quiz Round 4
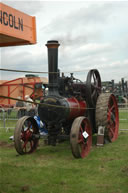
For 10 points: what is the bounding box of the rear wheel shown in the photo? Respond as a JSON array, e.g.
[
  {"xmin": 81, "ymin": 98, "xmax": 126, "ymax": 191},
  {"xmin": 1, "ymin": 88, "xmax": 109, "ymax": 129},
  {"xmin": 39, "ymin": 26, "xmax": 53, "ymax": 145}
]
[
  {"xmin": 96, "ymin": 93, "xmax": 119, "ymax": 142},
  {"xmin": 14, "ymin": 116, "xmax": 39, "ymax": 155},
  {"xmin": 70, "ymin": 116, "xmax": 92, "ymax": 158}
]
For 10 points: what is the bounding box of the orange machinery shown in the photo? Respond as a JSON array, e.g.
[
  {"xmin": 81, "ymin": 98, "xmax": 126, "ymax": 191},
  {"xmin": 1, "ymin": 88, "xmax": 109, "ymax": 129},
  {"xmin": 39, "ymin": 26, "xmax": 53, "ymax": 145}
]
[
  {"xmin": 0, "ymin": 3, "xmax": 48, "ymax": 107},
  {"xmin": 0, "ymin": 2, "xmax": 36, "ymax": 46},
  {"xmin": 0, "ymin": 75, "xmax": 48, "ymax": 107}
]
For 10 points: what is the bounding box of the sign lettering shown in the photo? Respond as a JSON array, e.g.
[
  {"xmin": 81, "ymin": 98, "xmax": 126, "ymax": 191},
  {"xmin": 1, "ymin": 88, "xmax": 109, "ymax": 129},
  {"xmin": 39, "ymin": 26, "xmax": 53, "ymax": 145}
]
[{"xmin": 0, "ymin": 10, "xmax": 23, "ymax": 31}]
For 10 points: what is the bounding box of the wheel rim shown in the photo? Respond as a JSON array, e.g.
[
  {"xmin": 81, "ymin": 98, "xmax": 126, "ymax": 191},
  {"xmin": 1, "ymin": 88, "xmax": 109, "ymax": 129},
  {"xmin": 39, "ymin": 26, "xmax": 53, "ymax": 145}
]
[
  {"xmin": 14, "ymin": 116, "xmax": 39, "ymax": 154},
  {"xmin": 70, "ymin": 117, "xmax": 92, "ymax": 158},
  {"xmin": 86, "ymin": 69, "xmax": 101, "ymax": 107},
  {"xmin": 107, "ymin": 94, "xmax": 119, "ymax": 142}
]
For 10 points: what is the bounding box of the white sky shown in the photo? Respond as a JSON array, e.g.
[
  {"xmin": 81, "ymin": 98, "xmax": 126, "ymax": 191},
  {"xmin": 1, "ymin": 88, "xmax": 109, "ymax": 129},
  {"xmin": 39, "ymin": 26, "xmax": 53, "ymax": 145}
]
[{"xmin": 0, "ymin": 0, "xmax": 128, "ymax": 83}]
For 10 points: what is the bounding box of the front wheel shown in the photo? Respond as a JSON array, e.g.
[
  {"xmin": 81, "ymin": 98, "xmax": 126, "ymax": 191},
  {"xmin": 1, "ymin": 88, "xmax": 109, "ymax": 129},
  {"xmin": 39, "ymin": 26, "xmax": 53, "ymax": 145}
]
[
  {"xmin": 70, "ymin": 116, "xmax": 92, "ymax": 158},
  {"xmin": 14, "ymin": 116, "xmax": 39, "ymax": 155}
]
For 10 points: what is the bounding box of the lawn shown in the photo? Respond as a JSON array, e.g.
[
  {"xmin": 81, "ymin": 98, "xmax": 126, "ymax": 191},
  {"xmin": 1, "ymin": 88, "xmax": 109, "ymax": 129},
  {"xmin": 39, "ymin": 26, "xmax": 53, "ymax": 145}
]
[
  {"xmin": 0, "ymin": 108, "xmax": 128, "ymax": 193},
  {"xmin": 119, "ymin": 108, "xmax": 128, "ymax": 130}
]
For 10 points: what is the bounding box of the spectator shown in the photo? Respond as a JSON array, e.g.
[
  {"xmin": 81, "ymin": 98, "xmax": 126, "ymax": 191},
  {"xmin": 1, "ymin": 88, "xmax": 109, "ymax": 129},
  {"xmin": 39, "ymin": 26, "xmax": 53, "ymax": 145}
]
[
  {"xmin": 34, "ymin": 115, "xmax": 48, "ymax": 136},
  {"xmin": 25, "ymin": 95, "xmax": 36, "ymax": 116}
]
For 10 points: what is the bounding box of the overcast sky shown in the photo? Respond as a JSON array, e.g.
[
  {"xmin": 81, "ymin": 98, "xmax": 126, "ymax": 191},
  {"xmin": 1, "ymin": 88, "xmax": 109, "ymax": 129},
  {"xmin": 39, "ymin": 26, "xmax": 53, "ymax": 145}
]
[{"xmin": 0, "ymin": 0, "xmax": 128, "ymax": 83}]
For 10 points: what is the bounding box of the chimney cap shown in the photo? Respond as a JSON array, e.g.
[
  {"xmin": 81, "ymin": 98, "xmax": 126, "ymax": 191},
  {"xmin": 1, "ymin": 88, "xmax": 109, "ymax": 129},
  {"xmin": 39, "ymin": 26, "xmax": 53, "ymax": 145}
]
[
  {"xmin": 46, "ymin": 40, "xmax": 60, "ymax": 48},
  {"xmin": 47, "ymin": 40, "xmax": 59, "ymax": 44}
]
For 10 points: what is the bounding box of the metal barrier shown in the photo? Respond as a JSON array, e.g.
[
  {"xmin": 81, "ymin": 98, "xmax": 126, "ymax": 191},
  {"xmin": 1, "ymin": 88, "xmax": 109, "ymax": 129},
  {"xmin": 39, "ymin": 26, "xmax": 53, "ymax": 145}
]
[
  {"xmin": 0, "ymin": 106, "xmax": 128, "ymax": 131},
  {"xmin": 0, "ymin": 107, "xmax": 37, "ymax": 131}
]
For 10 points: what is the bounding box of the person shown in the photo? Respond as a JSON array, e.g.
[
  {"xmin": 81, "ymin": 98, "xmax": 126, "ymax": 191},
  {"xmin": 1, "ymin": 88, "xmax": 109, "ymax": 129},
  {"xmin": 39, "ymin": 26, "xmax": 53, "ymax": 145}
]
[
  {"xmin": 25, "ymin": 95, "xmax": 36, "ymax": 116},
  {"xmin": 34, "ymin": 115, "xmax": 48, "ymax": 136}
]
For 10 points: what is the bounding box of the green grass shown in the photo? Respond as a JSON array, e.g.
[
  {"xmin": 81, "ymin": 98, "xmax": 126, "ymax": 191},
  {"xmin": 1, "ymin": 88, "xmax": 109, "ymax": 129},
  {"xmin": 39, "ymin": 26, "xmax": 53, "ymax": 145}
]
[
  {"xmin": 0, "ymin": 108, "xmax": 128, "ymax": 193},
  {"xmin": 119, "ymin": 109, "xmax": 128, "ymax": 130},
  {"xmin": 0, "ymin": 134, "xmax": 128, "ymax": 192}
]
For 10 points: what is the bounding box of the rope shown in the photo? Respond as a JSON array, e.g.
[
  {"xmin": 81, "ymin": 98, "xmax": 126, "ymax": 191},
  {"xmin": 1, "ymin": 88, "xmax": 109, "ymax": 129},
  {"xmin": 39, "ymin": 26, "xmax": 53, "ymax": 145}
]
[
  {"xmin": 0, "ymin": 68, "xmax": 54, "ymax": 74},
  {"xmin": 0, "ymin": 95, "xmax": 95, "ymax": 110},
  {"xmin": 1, "ymin": 68, "xmax": 128, "ymax": 76},
  {"xmin": 0, "ymin": 68, "xmax": 89, "ymax": 74}
]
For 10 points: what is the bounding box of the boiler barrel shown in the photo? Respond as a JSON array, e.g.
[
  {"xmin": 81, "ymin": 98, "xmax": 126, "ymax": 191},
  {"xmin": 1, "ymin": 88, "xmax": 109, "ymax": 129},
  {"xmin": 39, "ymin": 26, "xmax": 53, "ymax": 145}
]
[
  {"xmin": 38, "ymin": 96, "xmax": 86, "ymax": 124},
  {"xmin": 67, "ymin": 97, "xmax": 86, "ymax": 120}
]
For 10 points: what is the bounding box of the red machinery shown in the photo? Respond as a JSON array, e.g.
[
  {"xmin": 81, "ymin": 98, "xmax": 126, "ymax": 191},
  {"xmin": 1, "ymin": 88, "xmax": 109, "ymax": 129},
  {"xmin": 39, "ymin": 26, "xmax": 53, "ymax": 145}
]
[
  {"xmin": 0, "ymin": 76, "xmax": 48, "ymax": 108},
  {"xmin": 14, "ymin": 40, "xmax": 119, "ymax": 158}
]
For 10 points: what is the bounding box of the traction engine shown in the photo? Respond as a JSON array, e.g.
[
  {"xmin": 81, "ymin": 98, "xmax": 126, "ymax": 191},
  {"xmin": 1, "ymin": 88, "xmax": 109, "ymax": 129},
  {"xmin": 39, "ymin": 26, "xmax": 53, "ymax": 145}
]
[{"xmin": 14, "ymin": 40, "xmax": 119, "ymax": 158}]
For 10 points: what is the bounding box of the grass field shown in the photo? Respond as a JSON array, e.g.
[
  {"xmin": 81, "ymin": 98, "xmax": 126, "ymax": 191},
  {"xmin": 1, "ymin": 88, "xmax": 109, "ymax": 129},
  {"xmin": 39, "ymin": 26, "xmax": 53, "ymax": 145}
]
[
  {"xmin": 0, "ymin": 109, "xmax": 128, "ymax": 193},
  {"xmin": 119, "ymin": 109, "xmax": 128, "ymax": 130}
]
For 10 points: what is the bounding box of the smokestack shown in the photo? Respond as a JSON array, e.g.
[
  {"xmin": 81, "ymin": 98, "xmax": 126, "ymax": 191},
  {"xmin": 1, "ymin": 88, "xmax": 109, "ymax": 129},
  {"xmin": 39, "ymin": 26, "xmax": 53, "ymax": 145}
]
[
  {"xmin": 121, "ymin": 78, "xmax": 124, "ymax": 93},
  {"xmin": 111, "ymin": 79, "xmax": 114, "ymax": 92},
  {"xmin": 45, "ymin": 40, "xmax": 60, "ymax": 95}
]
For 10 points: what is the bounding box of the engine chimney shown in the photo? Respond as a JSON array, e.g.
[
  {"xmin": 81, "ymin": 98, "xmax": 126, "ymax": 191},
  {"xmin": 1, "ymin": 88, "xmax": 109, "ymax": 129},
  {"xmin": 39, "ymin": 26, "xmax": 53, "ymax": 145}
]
[
  {"xmin": 121, "ymin": 78, "xmax": 125, "ymax": 94},
  {"xmin": 45, "ymin": 40, "xmax": 60, "ymax": 95}
]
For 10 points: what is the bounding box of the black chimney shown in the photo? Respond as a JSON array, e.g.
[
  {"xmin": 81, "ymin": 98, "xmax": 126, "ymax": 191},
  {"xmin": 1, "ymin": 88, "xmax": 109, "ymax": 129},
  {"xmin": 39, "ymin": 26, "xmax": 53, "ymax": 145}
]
[
  {"xmin": 111, "ymin": 79, "xmax": 114, "ymax": 92},
  {"xmin": 45, "ymin": 40, "xmax": 60, "ymax": 95},
  {"xmin": 121, "ymin": 78, "xmax": 125, "ymax": 94}
]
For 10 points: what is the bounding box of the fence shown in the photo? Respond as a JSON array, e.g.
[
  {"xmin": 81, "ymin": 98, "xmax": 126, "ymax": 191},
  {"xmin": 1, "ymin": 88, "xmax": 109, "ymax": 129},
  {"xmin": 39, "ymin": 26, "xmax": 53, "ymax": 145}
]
[
  {"xmin": 0, "ymin": 105, "xmax": 128, "ymax": 132},
  {"xmin": 0, "ymin": 107, "xmax": 37, "ymax": 131}
]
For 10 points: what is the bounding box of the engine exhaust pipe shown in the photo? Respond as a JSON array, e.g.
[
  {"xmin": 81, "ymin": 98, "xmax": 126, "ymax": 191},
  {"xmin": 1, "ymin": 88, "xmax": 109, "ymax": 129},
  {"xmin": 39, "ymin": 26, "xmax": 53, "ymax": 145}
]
[{"xmin": 45, "ymin": 40, "xmax": 60, "ymax": 95}]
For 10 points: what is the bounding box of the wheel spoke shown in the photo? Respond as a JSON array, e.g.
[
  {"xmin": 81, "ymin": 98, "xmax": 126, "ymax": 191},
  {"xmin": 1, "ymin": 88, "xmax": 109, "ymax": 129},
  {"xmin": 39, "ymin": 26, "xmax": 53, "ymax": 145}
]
[
  {"xmin": 80, "ymin": 126, "xmax": 84, "ymax": 133},
  {"xmin": 93, "ymin": 73, "xmax": 96, "ymax": 83},
  {"xmin": 108, "ymin": 124, "xmax": 115, "ymax": 136},
  {"xmin": 91, "ymin": 89, "xmax": 96, "ymax": 98},
  {"xmin": 108, "ymin": 104, "xmax": 115, "ymax": 115},
  {"xmin": 81, "ymin": 144, "xmax": 85, "ymax": 157},
  {"xmin": 108, "ymin": 105, "xmax": 115, "ymax": 121},
  {"xmin": 23, "ymin": 140, "xmax": 28, "ymax": 151},
  {"xmin": 109, "ymin": 127, "xmax": 115, "ymax": 136},
  {"xmin": 30, "ymin": 140, "xmax": 33, "ymax": 149},
  {"xmin": 78, "ymin": 138, "xmax": 83, "ymax": 144},
  {"xmin": 110, "ymin": 104, "xmax": 115, "ymax": 112}
]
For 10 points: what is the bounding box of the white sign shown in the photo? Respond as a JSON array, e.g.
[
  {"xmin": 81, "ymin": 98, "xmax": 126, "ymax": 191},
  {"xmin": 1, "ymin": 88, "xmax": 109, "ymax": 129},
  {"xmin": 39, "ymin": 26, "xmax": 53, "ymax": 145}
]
[{"xmin": 82, "ymin": 131, "xmax": 89, "ymax": 139}]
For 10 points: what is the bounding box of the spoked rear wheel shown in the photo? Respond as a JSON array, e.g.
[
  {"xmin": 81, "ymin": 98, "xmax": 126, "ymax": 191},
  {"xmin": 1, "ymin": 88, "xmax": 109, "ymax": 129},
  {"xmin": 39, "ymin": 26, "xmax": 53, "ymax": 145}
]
[
  {"xmin": 70, "ymin": 116, "xmax": 92, "ymax": 158},
  {"xmin": 14, "ymin": 116, "xmax": 39, "ymax": 155},
  {"xmin": 96, "ymin": 93, "xmax": 119, "ymax": 142}
]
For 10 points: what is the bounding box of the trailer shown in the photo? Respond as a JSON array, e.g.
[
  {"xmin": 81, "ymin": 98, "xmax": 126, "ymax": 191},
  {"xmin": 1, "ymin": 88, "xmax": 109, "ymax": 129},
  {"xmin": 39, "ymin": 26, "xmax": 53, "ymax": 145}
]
[{"xmin": 0, "ymin": 75, "xmax": 48, "ymax": 108}]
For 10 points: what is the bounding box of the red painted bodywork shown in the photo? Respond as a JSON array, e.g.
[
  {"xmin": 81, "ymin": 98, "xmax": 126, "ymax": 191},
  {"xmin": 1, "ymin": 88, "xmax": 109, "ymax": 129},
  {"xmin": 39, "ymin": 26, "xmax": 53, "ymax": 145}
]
[
  {"xmin": 66, "ymin": 97, "xmax": 86, "ymax": 120},
  {"xmin": 0, "ymin": 77, "xmax": 48, "ymax": 107}
]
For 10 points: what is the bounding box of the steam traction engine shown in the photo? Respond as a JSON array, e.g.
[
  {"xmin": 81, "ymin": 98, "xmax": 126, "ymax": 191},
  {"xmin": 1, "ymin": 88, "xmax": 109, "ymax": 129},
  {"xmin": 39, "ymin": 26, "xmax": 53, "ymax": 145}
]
[{"xmin": 14, "ymin": 40, "xmax": 119, "ymax": 158}]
